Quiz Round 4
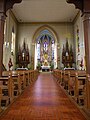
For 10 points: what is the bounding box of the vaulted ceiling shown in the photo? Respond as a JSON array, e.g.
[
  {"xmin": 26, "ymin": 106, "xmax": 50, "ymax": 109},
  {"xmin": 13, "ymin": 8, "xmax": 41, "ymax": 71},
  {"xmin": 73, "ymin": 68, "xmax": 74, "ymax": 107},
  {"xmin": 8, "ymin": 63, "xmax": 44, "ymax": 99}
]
[{"xmin": 12, "ymin": 0, "xmax": 79, "ymax": 23}]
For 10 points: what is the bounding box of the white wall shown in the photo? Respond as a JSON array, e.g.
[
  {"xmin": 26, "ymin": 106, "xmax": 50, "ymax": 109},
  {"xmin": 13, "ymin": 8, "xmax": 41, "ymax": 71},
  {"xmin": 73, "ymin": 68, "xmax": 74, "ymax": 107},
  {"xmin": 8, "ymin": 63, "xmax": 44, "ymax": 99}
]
[
  {"xmin": 74, "ymin": 12, "xmax": 85, "ymax": 70},
  {"xmin": 3, "ymin": 10, "xmax": 18, "ymax": 70},
  {"xmin": 4, "ymin": 11, "xmax": 85, "ymax": 70},
  {"xmin": 17, "ymin": 23, "xmax": 74, "ymax": 69}
]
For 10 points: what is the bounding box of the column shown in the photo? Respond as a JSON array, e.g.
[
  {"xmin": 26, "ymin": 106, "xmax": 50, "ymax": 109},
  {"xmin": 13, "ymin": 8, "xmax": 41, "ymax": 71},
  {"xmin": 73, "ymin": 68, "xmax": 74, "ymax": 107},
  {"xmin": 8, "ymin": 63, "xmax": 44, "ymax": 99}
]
[
  {"xmin": 0, "ymin": 13, "xmax": 6, "ymax": 76},
  {"xmin": 83, "ymin": 14, "xmax": 90, "ymax": 74},
  {"xmin": 83, "ymin": 14, "xmax": 90, "ymax": 112}
]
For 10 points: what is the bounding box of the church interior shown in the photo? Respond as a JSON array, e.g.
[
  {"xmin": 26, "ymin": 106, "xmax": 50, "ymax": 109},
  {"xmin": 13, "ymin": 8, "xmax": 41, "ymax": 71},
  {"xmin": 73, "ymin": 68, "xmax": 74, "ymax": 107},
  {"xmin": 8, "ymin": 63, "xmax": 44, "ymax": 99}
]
[{"xmin": 0, "ymin": 0, "xmax": 90, "ymax": 119}]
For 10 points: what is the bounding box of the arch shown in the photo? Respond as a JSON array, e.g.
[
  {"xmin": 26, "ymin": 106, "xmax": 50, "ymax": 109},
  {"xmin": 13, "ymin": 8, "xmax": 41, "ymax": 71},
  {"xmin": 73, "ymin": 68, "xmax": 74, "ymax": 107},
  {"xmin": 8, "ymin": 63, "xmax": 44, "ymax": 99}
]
[
  {"xmin": 32, "ymin": 25, "xmax": 59, "ymax": 69},
  {"xmin": 32, "ymin": 25, "xmax": 58, "ymax": 44}
]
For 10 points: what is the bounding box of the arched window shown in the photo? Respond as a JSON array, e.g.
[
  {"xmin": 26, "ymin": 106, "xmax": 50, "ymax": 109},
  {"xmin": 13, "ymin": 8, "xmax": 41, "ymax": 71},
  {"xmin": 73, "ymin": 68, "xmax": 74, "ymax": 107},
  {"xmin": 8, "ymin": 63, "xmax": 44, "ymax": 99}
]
[
  {"xmin": 11, "ymin": 26, "xmax": 15, "ymax": 55},
  {"xmin": 37, "ymin": 41, "xmax": 40, "ymax": 60},
  {"xmin": 36, "ymin": 29, "xmax": 55, "ymax": 66}
]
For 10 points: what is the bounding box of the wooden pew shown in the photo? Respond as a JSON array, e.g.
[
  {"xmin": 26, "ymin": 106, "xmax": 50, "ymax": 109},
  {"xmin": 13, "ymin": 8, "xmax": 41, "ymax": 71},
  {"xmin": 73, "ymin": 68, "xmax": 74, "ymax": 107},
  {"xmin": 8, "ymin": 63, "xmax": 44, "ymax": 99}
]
[
  {"xmin": 33, "ymin": 70, "xmax": 38, "ymax": 81},
  {"xmin": 0, "ymin": 69, "xmax": 39, "ymax": 111},
  {"xmin": 53, "ymin": 69, "xmax": 63, "ymax": 83},
  {"xmin": 28, "ymin": 70, "xmax": 31, "ymax": 84},
  {"xmin": 30, "ymin": 70, "xmax": 34, "ymax": 83},
  {"xmin": 2, "ymin": 71, "xmax": 24, "ymax": 96},
  {"xmin": 12, "ymin": 71, "xmax": 26, "ymax": 93},
  {"xmin": 0, "ymin": 74, "xmax": 13, "ymax": 107},
  {"xmin": 2, "ymin": 70, "xmax": 39, "ymax": 97},
  {"xmin": 67, "ymin": 70, "xmax": 86, "ymax": 105},
  {"xmin": 63, "ymin": 70, "xmax": 75, "ymax": 90},
  {"xmin": 24, "ymin": 71, "xmax": 29, "ymax": 86},
  {"xmin": 56, "ymin": 70, "xmax": 62, "ymax": 83},
  {"xmin": 84, "ymin": 74, "xmax": 90, "ymax": 110},
  {"xmin": 53, "ymin": 69, "xmax": 86, "ymax": 106},
  {"xmin": 68, "ymin": 70, "xmax": 76, "ymax": 96},
  {"xmin": 74, "ymin": 70, "xmax": 86, "ymax": 105},
  {"xmin": 0, "ymin": 87, "xmax": 2, "ymax": 112}
]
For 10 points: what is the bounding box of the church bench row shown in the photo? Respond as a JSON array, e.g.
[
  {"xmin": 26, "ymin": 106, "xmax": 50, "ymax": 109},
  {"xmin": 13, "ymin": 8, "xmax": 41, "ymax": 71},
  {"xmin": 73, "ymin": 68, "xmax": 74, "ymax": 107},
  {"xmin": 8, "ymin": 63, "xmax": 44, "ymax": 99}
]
[
  {"xmin": 0, "ymin": 70, "xmax": 39, "ymax": 112},
  {"xmin": 53, "ymin": 69, "xmax": 86, "ymax": 106},
  {"xmin": 0, "ymin": 76, "xmax": 12, "ymax": 110}
]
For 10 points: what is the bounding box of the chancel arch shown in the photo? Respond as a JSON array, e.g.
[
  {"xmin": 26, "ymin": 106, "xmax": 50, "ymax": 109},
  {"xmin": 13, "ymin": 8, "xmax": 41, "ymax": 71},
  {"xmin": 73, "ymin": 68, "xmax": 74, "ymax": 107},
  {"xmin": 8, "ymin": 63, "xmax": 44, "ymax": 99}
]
[{"xmin": 32, "ymin": 25, "xmax": 59, "ymax": 70}]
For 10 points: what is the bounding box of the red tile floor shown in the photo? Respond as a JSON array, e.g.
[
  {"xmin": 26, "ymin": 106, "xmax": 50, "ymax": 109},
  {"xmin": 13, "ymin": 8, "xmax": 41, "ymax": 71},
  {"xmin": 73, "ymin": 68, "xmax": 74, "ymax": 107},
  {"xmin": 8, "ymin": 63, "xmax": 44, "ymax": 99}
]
[{"xmin": 0, "ymin": 72, "xmax": 87, "ymax": 120}]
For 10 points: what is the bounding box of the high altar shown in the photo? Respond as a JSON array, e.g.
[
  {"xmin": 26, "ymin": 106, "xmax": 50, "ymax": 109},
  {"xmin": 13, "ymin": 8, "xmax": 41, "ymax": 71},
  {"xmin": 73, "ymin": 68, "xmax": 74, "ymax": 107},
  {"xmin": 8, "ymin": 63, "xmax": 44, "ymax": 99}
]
[
  {"xmin": 37, "ymin": 34, "xmax": 55, "ymax": 71},
  {"xmin": 41, "ymin": 52, "xmax": 50, "ymax": 71}
]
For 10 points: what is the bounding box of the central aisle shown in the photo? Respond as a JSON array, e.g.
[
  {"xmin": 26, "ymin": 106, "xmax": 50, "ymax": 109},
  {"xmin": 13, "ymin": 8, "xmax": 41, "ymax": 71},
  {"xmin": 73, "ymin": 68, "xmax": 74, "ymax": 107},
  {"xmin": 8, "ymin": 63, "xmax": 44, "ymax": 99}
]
[{"xmin": 0, "ymin": 73, "xmax": 86, "ymax": 120}]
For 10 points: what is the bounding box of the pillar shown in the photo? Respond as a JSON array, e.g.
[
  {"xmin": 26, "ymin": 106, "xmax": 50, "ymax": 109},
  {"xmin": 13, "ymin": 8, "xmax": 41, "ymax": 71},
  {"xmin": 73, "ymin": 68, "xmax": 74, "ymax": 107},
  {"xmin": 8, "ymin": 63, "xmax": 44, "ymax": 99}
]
[
  {"xmin": 66, "ymin": 0, "xmax": 90, "ymax": 113},
  {"xmin": 83, "ymin": 14, "xmax": 90, "ymax": 113},
  {"xmin": 0, "ymin": 0, "xmax": 22, "ymax": 76},
  {"xmin": 83, "ymin": 14, "xmax": 90, "ymax": 74},
  {"xmin": 0, "ymin": 13, "xmax": 6, "ymax": 76}
]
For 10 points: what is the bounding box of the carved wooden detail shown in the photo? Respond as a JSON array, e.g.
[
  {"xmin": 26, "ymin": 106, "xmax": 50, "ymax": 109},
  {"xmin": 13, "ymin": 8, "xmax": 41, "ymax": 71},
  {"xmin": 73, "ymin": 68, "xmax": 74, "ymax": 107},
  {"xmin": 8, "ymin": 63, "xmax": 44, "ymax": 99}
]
[
  {"xmin": 6, "ymin": 0, "xmax": 22, "ymax": 12},
  {"xmin": 66, "ymin": 0, "xmax": 83, "ymax": 11},
  {"xmin": 16, "ymin": 41, "xmax": 30, "ymax": 68},
  {"xmin": 0, "ymin": 0, "xmax": 22, "ymax": 15},
  {"xmin": 66, "ymin": 0, "xmax": 90, "ymax": 13},
  {"xmin": 62, "ymin": 39, "xmax": 74, "ymax": 68}
]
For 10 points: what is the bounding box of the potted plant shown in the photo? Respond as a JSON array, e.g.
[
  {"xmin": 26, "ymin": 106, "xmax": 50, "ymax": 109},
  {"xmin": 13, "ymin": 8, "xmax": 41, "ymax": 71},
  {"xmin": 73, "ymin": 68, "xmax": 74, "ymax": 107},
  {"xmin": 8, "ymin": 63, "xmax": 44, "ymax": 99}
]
[{"xmin": 37, "ymin": 62, "xmax": 41, "ymax": 70}]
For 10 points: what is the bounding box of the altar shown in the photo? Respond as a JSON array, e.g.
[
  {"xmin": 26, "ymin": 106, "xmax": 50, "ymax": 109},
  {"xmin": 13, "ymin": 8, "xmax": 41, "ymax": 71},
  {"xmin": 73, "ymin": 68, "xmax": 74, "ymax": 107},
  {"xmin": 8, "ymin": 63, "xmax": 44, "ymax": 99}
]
[{"xmin": 41, "ymin": 66, "xmax": 50, "ymax": 72}]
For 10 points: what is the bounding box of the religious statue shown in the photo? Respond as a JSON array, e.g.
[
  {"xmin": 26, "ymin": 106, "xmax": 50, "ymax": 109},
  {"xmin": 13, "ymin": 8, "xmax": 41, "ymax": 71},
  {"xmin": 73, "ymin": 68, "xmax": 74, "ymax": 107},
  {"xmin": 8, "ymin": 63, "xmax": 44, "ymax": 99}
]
[
  {"xmin": 8, "ymin": 58, "xmax": 13, "ymax": 71},
  {"xmin": 80, "ymin": 58, "xmax": 83, "ymax": 70}
]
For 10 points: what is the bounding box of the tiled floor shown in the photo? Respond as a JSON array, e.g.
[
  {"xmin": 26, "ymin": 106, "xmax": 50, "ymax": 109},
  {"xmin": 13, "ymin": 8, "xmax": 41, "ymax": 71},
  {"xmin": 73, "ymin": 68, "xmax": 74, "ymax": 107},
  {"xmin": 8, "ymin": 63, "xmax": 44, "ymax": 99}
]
[{"xmin": 0, "ymin": 72, "xmax": 87, "ymax": 120}]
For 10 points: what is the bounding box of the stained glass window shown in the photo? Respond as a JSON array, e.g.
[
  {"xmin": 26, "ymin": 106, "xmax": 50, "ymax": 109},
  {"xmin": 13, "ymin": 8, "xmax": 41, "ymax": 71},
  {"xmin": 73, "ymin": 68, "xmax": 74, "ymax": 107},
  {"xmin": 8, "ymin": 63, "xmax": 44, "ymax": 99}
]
[
  {"xmin": 52, "ymin": 42, "xmax": 54, "ymax": 60},
  {"xmin": 36, "ymin": 29, "xmax": 55, "ymax": 65},
  {"xmin": 37, "ymin": 42, "xmax": 40, "ymax": 60}
]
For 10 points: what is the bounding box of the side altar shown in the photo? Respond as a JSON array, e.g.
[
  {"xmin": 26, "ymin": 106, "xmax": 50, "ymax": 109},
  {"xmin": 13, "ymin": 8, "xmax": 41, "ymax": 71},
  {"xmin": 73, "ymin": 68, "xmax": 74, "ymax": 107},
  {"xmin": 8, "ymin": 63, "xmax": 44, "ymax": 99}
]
[
  {"xmin": 16, "ymin": 40, "xmax": 30, "ymax": 68},
  {"xmin": 62, "ymin": 39, "xmax": 74, "ymax": 68}
]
